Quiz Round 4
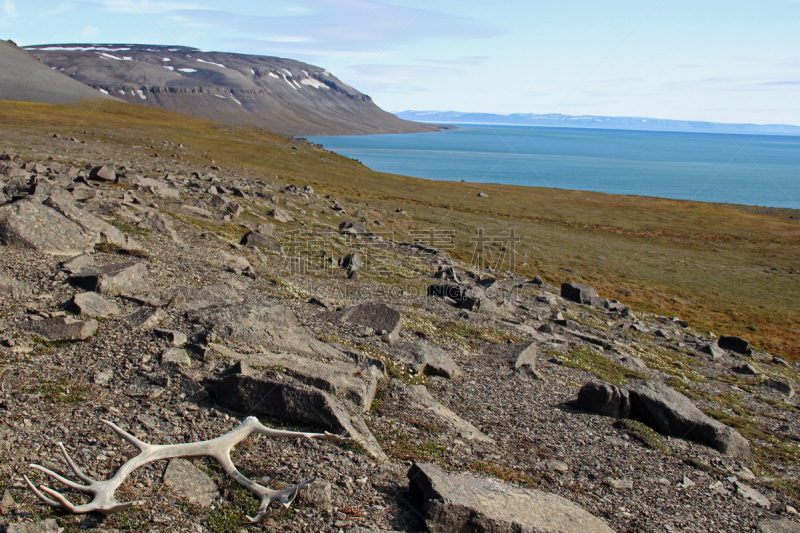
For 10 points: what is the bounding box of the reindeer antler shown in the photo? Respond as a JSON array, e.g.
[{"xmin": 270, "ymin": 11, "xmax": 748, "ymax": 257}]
[{"xmin": 25, "ymin": 416, "xmax": 349, "ymax": 522}]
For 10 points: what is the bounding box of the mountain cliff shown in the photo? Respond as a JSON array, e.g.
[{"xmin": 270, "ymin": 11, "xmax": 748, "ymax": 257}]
[{"xmin": 22, "ymin": 43, "xmax": 438, "ymax": 136}]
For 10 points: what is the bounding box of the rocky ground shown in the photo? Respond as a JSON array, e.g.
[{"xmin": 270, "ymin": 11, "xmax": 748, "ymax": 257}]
[{"xmin": 0, "ymin": 132, "xmax": 799, "ymax": 533}]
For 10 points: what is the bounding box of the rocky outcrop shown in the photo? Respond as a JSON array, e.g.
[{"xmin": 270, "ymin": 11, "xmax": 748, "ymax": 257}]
[
  {"xmin": 408, "ymin": 462, "xmax": 615, "ymax": 533},
  {"xmin": 577, "ymin": 380, "xmax": 751, "ymax": 458}
]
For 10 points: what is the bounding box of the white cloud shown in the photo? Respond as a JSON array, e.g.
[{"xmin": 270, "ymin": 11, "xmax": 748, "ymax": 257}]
[
  {"xmin": 96, "ymin": 0, "xmax": 201, "ymax": 14},
  {"xmin": 2, "ymin": 0, "xmax": 18, "ymax": 22}
]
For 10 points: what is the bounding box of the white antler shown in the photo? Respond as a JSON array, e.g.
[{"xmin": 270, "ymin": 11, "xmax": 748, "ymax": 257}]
[{"xmin": 25, "ymin": 416, "xmax": 349, "ymax": 522}]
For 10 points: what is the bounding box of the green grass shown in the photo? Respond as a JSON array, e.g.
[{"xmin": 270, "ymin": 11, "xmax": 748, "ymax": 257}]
[
  {"xmin": 548, "ymin": 346, "xmax": 648, "ymax": 386},
  {"xmin": 617, "ymin": 419, "xmax": 671, "ymax": 454}
]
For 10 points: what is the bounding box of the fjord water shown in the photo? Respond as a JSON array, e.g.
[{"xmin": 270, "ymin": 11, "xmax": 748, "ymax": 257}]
[{"xmin": 307, "ymin": 125, "xmax": 800, "ymax": 209}]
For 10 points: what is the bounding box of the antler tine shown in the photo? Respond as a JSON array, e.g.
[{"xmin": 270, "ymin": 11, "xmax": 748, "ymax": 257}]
[
  {"xmin": 58, "ymin": 442, "xmax": 95, "ymax": 484},
  {"xmin": 28, "ymin": 463, "xmax": 89, "ymax": 492},
  {"xmin": 100, "ymin": 419, "xmax": 149, "ymax": 451},
  {"xmin": 23, "ymin": 475, "xmax": 63, "ymax": 509},
  {"xmin": 318, "ymin": 431, "xmax": 350, "ymax": 444},
  {"xmin": 38, "ymin": 485, "xmax": 81, "ymax": 513}
]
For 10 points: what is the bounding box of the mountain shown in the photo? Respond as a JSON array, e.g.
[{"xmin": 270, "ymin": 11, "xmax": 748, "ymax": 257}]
[
  {"xmin": 22, "ymin": 43, "xmax": 438, "ymax": 136},
  {"xmin": 397, "ymin": 110, "xmax": 800, "ymax": 136},
  {"xmin": 0, "ymin": 40, "xmax": 115, "ymax": 104}
]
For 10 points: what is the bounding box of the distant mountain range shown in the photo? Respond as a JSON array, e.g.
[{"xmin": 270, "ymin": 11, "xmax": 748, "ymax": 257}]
[
  {"xmin": 1, "ymin": 41, "xmax": 436, "ymax": 136},
  {"xmin": 396, "ymin": 111, "xmax": 800, "ymax": 136}
]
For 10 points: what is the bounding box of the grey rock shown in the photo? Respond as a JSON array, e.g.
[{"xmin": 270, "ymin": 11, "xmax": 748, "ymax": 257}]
[
  {"xmin": 160, "ymin": 347, "xmax": 192, "ymax": 367},
  {"xmin": 435, "ymin": 266, "xmax": 460, "ymax": 283},
  {"xmin": 42, "ymin": 195, "xmax": 140, "ymax": 249},
  {"xmin": 219, "ymin": 251, "xmax": 253, "ymax": 277},
  {"xmin": 93, "ymin": 369, "xmax": 114, "ymax": 386},
  {"xmin": 758, "ymin": 518, "xmax": 800, "ymax": 533},
  {"xmin": 0, "ymin": 489, "xmax": 16, "ymax": 515},
  {"xmin": 627, "ymin": 380, "xmax": 751, "ymax": 458},
  {"xmin": 60, "ymin": 253, "xmax": 94, "ymax": 274},
  {"xmin": 0, "ymin": 198, "xmax": 95, "ymax": 255},
  {"xmin": 732, "ymin": 363, "xmax": 758, "ymax": 375},
  {"xmin": 221, "ymin": 349, "xmax": 378, "ymax": 412},
  {"xmin": 90, "ymin": 164, "xmax": 117, "ymax": 182},
  {"xmin": 763, "ymin": 378, "xmax": 795, "ymax": 398},
  {"xmin": 125, "ymin": 308, "xmax": 168, "ymax": 329},
  {"xmin": 4, "ymin": 518, "xmax": 61, "ymax": 533},
  {"xmin": 335, "ymin": 302, "xmax": 402, "ymax": 339},
  {"xmin": 483, "ymin": 342, "xmax": 539, "ymax": 370},
  {"xmin": 561, "ymin": 281, "xmax": 599, "ymax": 304},
  {"xmin": 577, "ymin": 381, "xmax": 632, "ymax": 419},
  {"xmin": 154, "ymin": 329, "xmax": 188, "ymax": 346},
  {"xmin": 0, "ymin": 274, "xmax": 31, "ymax": 298},
  {"xmin": 389, "ymin": 340, "xmax": 462, "ymax": 379},
  {"xmin": 340, "ymin": 252, "xmax": 361, "ymax": 275},
  {"xmin": 142, "ymin": 210, "xmax": 181, "ymax": 243},
  {"xmin": 339, "ymin": 220, "xmax": 367, "ymax": 234},
  {"xmin": 68, "ymin": 291, "xmax": 121, "ymax": 318},
  {"xmin": 189, "ymin": 301, "xmax": 343, "ymax": 359},
  {"xmin": 69, "ymin": 262, "xmax": 148, "ymax": 295},
  {"xmin": 295, "ymin": 479, "xmax": 332, "ymax": 509},
  {"xmin": 206, "ymin": 363, "xmax": 386, "ymax": 461},
  {"xmin": 401, "ymin": 384, "xmax": 493, "ymax": 443},
  {"xmin": 718, "ymin": 335, "xmax": 752, "ymax": 355},
  {"xmin": 21, "ymin": 316, "xmax": 98, "ymax": 341},
  {"xmin": 700, "ymin": 343, "xmax": 727, "ymax": 361},
  {"xmin": 162, "ymin": 458, "xmax": 219, "ymax": 507},
  {"xmin": 269, "ymin": 207, "xmax": 293, "ymax": 223},
  {"xmin": 240, "ymin": 230, "xmax": 282, "ymax": 253},
  {"xmin": 619, "ymin": 355, "xmax": 647, "ymax": 370},
  {"xmin": 163, "ymin": 284, "xmax": 242, "ymax": 312},
  {"xmin": 407, "ymin": 462, "xmax": 614, "ymax": 533},
  {"xmin": 736, "ymin": 481, "xmax": 771, "ymax": 508}
]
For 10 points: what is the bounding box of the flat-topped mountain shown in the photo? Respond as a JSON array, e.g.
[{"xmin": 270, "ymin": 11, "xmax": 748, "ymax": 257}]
[
  {"xmin": 0, "ymin": 40, "xmax": 115, "ymax": 104},
  {"xmin": 23, "ymin": 43, "xmax": 439, "ymax": 136}
]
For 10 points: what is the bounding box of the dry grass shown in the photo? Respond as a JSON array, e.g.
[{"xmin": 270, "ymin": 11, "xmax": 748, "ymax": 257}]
[{"xmin": 2, "ymin": 98, "xmax": 798, "ymax": 359}]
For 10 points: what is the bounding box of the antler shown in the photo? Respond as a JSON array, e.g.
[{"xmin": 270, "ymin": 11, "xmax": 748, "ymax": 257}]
[{"xmin": 25, "ymin": 416, "xmax": 349, "ymax": 522}]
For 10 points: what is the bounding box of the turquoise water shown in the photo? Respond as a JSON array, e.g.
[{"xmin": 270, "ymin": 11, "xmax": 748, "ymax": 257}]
[{"xmin": 306, "ymin": 125, "xmax": 800, "ymax": 209}]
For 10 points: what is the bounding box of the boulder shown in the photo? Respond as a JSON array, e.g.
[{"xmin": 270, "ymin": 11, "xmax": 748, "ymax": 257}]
[
  {"xmin": 626, "ymin": 380, "xmax": 751, "ymax": 458},
  {"xmin": 340, "ymin": 253, "xmax": 362, "ymax": 276},
  {"xmin": 482, "ymin": 342, "xmax": 538, "ymax": 371},
  {"xmin": 561, "ymin": 282, "xmax": 598, "ymax": 304},
  {"xmin": 205, "ymin": 362, "xmax": 386, "ymax": 461},
  {"xmin": 0, "ymin": 199, "xmax": 95, "ymax": 255},
  {"xmin": 389, "ymin": 340, "xmax": 462, "ymax": 379},
  {"xmin": 142, "ymin": 210, "xmax": 181, "ymax": 243},
  {"xmin": 401, "ymin": 384, "xmax": 493, "ymax": 443},
  {"xmin": 335, "ymin": 302, "xmax": 402, "ymax": 339},
  {"xmin": 5, "ymin": 519, "xmax": 61, "ymax": 533},
  {"xmin": 68, "ymin": 292, "xmax": 121, "ymax": 318},
  {"xmin": 68, "ymin": 262, "xmax": 149, "ymax": 295},
  {"xmin": 0, "ymin": 274, "xmax": 31, "ymax": 298},
  {"xmin": 189, "ymin": 302, "xmax": 343, "ymax": 360},
  {"xmin": 699, "ymin": 343, "xmax": 727, "ymax": 361},
  {"xmin": 42, "ymin": 195, "xmax": 140, "ymax": 250},
  {"xmin": 757, "ymin": 518, "xmax": 800, "ymax": 533},
  {"xmin": 269, "ymin": 207, "xmax": 293, "ymax": 223},
  {"xmin": 89, "ymin": 164, "xmax": 117, "ymax": 182},
  {"xmin": 339, "ymin": 220, "xmax": 367, "ymax": 234},
  {"xmin": 21, "ymin": 316, "xmax": 98, "ymax": 342},
  {"xmin": 718, "ymin": 335, "xmax": 752, "ymax": 355},
  {"xmin": 240, "ymin": 230, "xmax": 282, "ymax": 253},
  {"xmin": 407, "ymin": 463, "xmax": 614, "ymax": 533},
  {"xmin": 576, "ymin": 381, "xmax": 631, "ymax": 418},
  {"xmin": 217, "ymin": 350, "xmax": 378, "ymax": 412},
  {"xmin": 125, "ymin": 308, "xmax": 168, "ymax": 330},
  {"xmin": 162, "ymin": 458, "xmax": 219, "ymax": 507}
]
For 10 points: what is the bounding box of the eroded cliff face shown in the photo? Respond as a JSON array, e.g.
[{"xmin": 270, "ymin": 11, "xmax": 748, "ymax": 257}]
[{"xmin": 24, "ymin": 44, "xmax": 438, "ymax": 136}]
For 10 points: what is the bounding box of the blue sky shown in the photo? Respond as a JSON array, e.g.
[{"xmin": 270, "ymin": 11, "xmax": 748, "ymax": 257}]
[{"xmin": 3, "ymin": 0, "xmax": 800, "ymax": 125}]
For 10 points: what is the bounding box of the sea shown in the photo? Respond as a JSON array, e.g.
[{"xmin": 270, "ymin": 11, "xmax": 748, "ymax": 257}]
[{"xmin": 306, "ymin": 124, "xmax": 800, "ymax": 209}]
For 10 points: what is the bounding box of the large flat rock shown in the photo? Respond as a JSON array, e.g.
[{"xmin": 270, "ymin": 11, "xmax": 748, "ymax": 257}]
[
  {"xmin": 408, "ymin": 462, "xmax": 614, "ymax": 533},
  {"xmin": 206, "ymin": 362, "xmax": 387, "ymax": 461},
  {"xmin": 0, "ymin": 199, "xmax": 95, "ymax": 256}
]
